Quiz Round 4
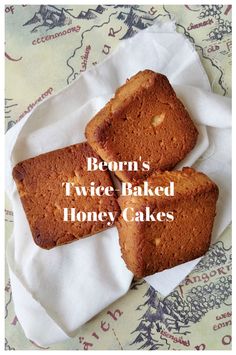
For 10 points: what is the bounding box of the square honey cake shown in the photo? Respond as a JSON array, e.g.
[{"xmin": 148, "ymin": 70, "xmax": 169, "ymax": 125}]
[
  {"xmin": 86, "ymin": 70, "xmax": 198, "ymax": 182},
  {"xmin": 12, "ymin": 142, "xmax": 120, "ymax": 249},
  {"xmin": 116, "ymin": 168, "xmax": 218, "ymax": 277}
]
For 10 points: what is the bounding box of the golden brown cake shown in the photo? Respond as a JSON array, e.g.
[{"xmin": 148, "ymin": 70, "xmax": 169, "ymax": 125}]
[
  {"xmin": 12, "ymin": 142, "xmax": 120, "ymax": 249},
  {"xmin": 116, "ymin": 168, "xmax": 219, "ymax": 278},
  {"xmin": 85, "ymin": 70, "xmax": 198, "ymax": 182}
]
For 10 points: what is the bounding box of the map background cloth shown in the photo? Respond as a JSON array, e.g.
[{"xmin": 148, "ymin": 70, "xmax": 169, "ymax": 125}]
[{"xmin": 5, "ymin": 4, "xmax": 232, "ymax": 350}]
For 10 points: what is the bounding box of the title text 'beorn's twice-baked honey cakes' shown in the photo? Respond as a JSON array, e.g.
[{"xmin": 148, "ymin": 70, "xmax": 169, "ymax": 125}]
[{"xmin": 12, "ymin": 70, "xmax": 219, "ymax": 278}]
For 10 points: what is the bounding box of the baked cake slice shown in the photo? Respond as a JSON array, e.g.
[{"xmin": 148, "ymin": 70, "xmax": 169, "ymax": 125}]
[
  {"xmin": 12, "ymin": 142, "xmax": 120, "ymax": 249},
  {"xmin": 116, "ymin": 168, "xmax": 219, "ymax": 278},
  {"xmin": 86, "ymin": 70, "xmax": 198, "ymax": 182}
]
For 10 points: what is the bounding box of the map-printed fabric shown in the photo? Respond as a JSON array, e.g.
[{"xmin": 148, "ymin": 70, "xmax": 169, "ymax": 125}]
[{"xmin": 5, "ymin": 4, "xmax": 232, "ymax": 350}]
